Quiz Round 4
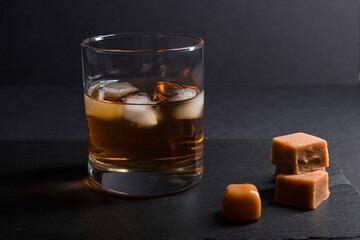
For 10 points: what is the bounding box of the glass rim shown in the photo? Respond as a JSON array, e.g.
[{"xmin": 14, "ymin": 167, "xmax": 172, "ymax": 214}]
[{"xmin": 81, "ymin": 33, "xmax": 204, "ymax": 53}]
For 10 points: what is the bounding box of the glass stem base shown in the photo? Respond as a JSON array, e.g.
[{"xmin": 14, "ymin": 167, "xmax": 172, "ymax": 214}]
[{"xmin": 87, "ymin": 156, "xmax": 203, "ymax": 198}]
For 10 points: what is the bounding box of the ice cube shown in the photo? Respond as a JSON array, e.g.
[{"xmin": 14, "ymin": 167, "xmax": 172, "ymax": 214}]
[
  {"xmin": 155, "ymin": 81, "xmax": 184, "ymax": 99},
  {"xmin": 172, "ymin": 91, "xmax": 204, "ymax": 119},
  {"xmin": 122, "ymin": 94, "xmax": 158, "ymax": 127},
  {"xmin": 84, "ymin": 94, "xmax": 121, "ymax": 120},
  {"xmin": 169, "ymin": 88, "xmax": 197, "ymax": 102},
  {"xmin": 88, "ymin": 81, "xmax": 139, "ymax": 100}
]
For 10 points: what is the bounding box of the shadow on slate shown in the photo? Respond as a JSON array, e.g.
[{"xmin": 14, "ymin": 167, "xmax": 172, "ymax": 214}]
[{"xmin": 0, "ymin": 139, "xmax": 359, "ymax": 239}]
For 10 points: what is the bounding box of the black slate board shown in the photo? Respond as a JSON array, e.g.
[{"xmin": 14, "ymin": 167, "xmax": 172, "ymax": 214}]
[{"xmin": 1, "ymin": 139, "xmax": 359, "ymax": 239}]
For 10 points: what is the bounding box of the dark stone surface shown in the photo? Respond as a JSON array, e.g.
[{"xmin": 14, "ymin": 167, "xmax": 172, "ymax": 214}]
[{"xmin": 1, "ymin": 140, "xmax": 359, "ymax": 239}]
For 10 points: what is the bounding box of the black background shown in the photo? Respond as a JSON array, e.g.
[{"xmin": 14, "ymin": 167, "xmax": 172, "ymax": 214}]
[{"xmin": 1, "ymin": 0, "xmax": 359, "ymax": 86}]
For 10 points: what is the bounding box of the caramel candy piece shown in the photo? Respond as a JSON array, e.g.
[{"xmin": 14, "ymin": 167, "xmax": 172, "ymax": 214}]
[
  {"xmin": 222, "ymin": 184, "xmax": 261, "ymax": 221},
  {"xmin": 271, "ymin": 132, "xmax": 329, "ymax": 174},
  {"xmin": 274, "ymin": 170, "xmax": 330, "ymax": 209}
]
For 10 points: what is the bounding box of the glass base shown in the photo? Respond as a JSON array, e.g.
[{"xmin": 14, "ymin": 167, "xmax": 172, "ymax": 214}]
[{"xmin": 87, "ymin": 156, "xmax": 203, "ymax": 198}]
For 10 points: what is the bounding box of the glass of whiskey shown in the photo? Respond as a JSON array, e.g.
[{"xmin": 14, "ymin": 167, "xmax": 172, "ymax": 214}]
[{"xmin": 81, "ymin": 33, "xmax": 204, "ymax": 197}]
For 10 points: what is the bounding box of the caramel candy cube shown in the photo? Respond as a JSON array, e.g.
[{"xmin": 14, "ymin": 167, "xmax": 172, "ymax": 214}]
[
  {"xmin": 222, "ymin": 184, "xmax": 261, "ymax": 221},
  {"xmin": 274, "ymin": 170, "xmax": 330, "ymax": 209},
  {"xmin": 271, "ymin": 132, "xmax": 329, "ymax": 174}
]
